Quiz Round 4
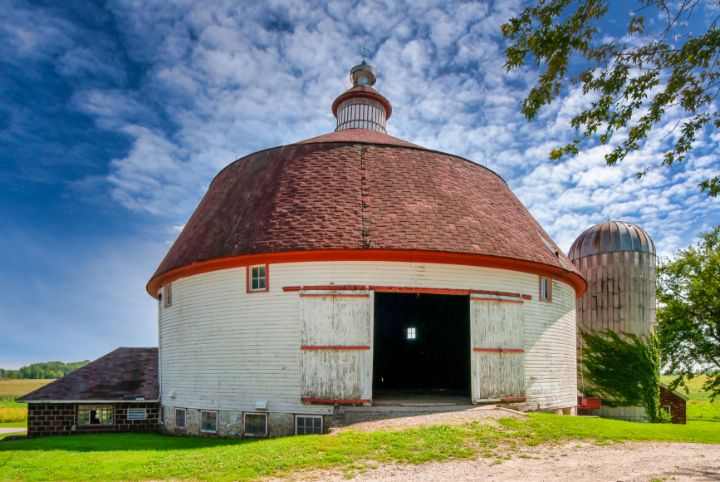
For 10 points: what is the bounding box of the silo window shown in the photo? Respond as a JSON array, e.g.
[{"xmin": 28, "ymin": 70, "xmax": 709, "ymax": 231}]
[
  {"xmin": 407, "ymin": 327, "xmax": 416, "ymax": 340},
  {"xmin": 248, "ymin": 265, "xmax": 268, "ymax": 292},
  {"xmin": 539, "ymin": 277, "xmax": 552, "ymax": 301}
]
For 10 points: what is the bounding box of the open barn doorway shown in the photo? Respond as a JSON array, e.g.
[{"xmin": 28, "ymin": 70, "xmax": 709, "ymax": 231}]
[{"xmin": 373, "ymin": 292, "xmax": 470, "ymax": 404}]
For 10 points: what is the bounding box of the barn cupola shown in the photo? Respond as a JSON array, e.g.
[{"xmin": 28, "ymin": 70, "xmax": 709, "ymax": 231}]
[{"xmin": 331, "ymin": 60, "xmax": 392, "ymax": 133}]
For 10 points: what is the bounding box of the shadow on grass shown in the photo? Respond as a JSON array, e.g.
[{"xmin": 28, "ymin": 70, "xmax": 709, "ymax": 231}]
[{"xmin": 0, "ymin": 431, "xmax": 272, "ymax": 452}]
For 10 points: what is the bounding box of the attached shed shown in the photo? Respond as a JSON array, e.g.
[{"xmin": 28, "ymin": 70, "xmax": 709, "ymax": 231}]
[{"xmin": 18, "ymin": 347, "xmax": 159, "ymax": 437}]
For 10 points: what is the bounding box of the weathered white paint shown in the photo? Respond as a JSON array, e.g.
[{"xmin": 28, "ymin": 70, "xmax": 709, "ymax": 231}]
[
  {"xmin": 470, "ymin": 300, "xmax": 524, "ymax": 401},
  {"xmin": 300, "ymin": 294, "xmax": 372, "ymax": 401},
  {"xmin": 158, "ymin": 261, "xmax": 577, "ymax": 424}
]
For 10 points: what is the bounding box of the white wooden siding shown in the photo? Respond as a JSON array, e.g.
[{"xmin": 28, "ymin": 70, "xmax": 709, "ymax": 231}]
[
  {"xmin": 300, "ymin": 295, "xmax": 372, "ymax": 401},
  {"xmin": 470, "ymin": 300, "xmax": 525, "ymax": 401},
  {"xmin": 159, "ymin": 262, "xmax": 577, "ymax": 414}
]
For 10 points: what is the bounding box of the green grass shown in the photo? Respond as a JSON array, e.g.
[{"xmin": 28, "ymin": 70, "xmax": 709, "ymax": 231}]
[
  {"xmin": 661, "ymin": 374, "xmax": 720, "ymax": 422},
  {"xmin": 0, "ymin": 414, "xmax": 718, "ymax": 481}
]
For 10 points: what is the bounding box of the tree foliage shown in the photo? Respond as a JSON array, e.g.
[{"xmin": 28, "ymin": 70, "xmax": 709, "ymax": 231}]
[
  {"xmin": 0, "ymin": 360, "xmax": 89, "ymax": 379},
  {"xmin": 502, "ymin": 0, "xmax": 720, "ymax": 196},
  {"xmin": 581, "ymin": 330, "xmax": 661, "ymax": 422},
  {"xmin": 657, "ymin": 225, "xmax": 720, "ymax": 400}
]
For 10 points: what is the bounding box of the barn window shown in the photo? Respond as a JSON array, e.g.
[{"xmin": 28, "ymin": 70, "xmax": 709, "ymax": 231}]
[
  {"xmin": 406, "ymin": 327, "xmax": 416, "ymax": 340},
  {"xmin": 539, "ymin": 277, "xmax": 552, "ymax": 301},
  {"xmin": 244, "ymin": 413, "xmax": 268, "ymax": 437},
  {"xmin": 78, "ymin": 405, "xmax": 113, "ymax": 425},
  {"xmin": 127, "ymin": 408, "xmax": 147, "ymax": 421},
  {"xmin": 163, "ymin": 284, "xmax": 172, "ymax": 308},
  {"xmin": 296, "ymin": 415, "xmax": 323, "ymax": 435},
  {"xmin": 248, "ymin": 265, "xmax": 268, "ymax": 292},
  {"xmin": 175, "ymin": 408, "xmax": 186, "ymax": 429},
  {"xmin": 201, "ymin": 411, "xmax": 218, "ymax": 433}
]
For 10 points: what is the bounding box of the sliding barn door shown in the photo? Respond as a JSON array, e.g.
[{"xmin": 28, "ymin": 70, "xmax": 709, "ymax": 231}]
[
  {"xmin": 300, "ymin": 293, "xmax": 372, "ymax": 403},
  {"xmin": 470, "ymin": 298, "xmax": 525, "ymax": 402}
]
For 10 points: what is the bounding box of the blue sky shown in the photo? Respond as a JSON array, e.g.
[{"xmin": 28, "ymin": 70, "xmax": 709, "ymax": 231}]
[{"xmin": 1, "ymin": 0, "xmax": 718, "ymax": 368}]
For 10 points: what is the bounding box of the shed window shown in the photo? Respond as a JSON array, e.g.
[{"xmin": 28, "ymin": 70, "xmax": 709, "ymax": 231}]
[
  {"xmin": 175, "ymin": 408, "xmax": 186, "ymax": 429},
  {"xmin": 296, "ymin": 415, "xmax": 323, "ymax": 435},
  {"xmin": 163, "ymin": 284, "xmax": 172, "ymax": 308},
  {"xmin": 539, "ymin": 277, "xmax": 552, "ymax": 301},
  {"xmin": 244, "ymin": 413, "xmax": 268, "ymax": 437},
  {"xmin": 406, "ymin": 327, "xmax": 416, "ymax": 340},
  {"xmin": 127, "ymin": 408, "xmax": 146, "ymax": 421},
  {"xmin": 78, "ymin": 405, "xmax": 113, "ymax": 425},
  {"xmin": 249, "ymin": 265, "xmax": 267, "ymax": 292},
  {"xmin": 201, "ymin": 411, "xmax": 218, "ymax": 433}
]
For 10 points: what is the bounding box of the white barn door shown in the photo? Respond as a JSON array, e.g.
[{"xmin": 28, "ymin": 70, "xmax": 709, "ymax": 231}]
[
  {"xmin": 300, "ymin": 294, "xmax": 372, "ymax": 403},
  {"xmin": 470, "ymin": 298, "xmax": 525, "ymax": 402}
]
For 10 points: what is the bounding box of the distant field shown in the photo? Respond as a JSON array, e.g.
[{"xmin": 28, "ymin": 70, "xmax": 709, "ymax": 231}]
[
  {"xmin": 661, "ymin": 374, "xmax": 720, "ymax": 422},
  {"xmin": 0, "ymin": 379, "xmax": 52, "ymax": 427}
]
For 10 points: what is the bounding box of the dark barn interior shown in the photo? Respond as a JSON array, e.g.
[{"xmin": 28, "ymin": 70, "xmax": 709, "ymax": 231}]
[{"xmin": 373, "ymin": 293, "xmax": 470, "ymax": 397}]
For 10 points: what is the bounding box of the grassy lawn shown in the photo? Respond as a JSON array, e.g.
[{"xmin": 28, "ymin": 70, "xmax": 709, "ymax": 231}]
[
  {"xmin": 0, "ymin": 414, "xmax": 717, "ymax": 481},
  {"xmin": 0, "ymin": 379, "xmax": 52, "ymax": 428}
]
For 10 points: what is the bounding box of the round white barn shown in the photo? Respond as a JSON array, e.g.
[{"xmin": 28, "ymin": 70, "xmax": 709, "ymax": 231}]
[{"xmin": 148, "ymin": 62, "xmax": 587, "ymax": 437}]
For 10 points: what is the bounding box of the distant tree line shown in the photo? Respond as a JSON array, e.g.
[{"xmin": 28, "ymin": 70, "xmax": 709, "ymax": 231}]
[{"xmin": 0, "ymin": 360, "xmax": 89, "ymax": 379}]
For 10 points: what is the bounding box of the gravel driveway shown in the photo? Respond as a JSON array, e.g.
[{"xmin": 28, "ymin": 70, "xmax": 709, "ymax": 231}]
[{"xmin": 317, "ymin": 441, "xmax": 720, "ymax": 481}]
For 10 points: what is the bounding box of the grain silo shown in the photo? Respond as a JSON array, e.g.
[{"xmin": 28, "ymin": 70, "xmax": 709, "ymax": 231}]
[{"xmin": 569, "ymin": 220, "xmax": 656, "ymax": 421}]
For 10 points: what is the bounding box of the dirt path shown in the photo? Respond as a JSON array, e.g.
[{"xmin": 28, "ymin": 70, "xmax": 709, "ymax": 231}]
[{"xmin": 316, "ymin": 441, "xmax": 720, "ymax": 481}]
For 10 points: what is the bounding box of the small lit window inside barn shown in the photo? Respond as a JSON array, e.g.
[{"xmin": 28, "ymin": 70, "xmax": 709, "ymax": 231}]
[
  {"xmin": 163, "ymin": 284, "xmax": 172, "ymax": 308},
  {"xmin": 127, "ymin": 408, "xmax": 146, "ymax": 421},
  {"xmin": 244, "ymin": 413, "xmax": 268, "ymax": 437},
  {"xmin": 539, "ymin": 277, "xmax": 552, "ymax": 301},
  {"xmin": 201, "ymin": 411, "xmax": 218, "ymax": 433},
  {"xmin": 78, "ymin": 405, "xmax": 113, "ymax": 425},
  {"xmin": 407, "ymin": 327, "xmax": 416, "ymax": 340},
  {"xmin": 175, "ymin": 408, "xmax": 186, "ymax": 429},
  {"xmin": 249, "ymin": 265, "xmax": 267, "ymax": 291},
  {"xmin": 295, "ymin": 415, "xmax": 323, "ymax": 435}
]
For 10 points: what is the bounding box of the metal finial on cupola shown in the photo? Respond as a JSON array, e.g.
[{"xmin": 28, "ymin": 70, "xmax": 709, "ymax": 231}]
[{"xmin": 350, "ymin": 60, "xmax": 376, "ymax": 86}]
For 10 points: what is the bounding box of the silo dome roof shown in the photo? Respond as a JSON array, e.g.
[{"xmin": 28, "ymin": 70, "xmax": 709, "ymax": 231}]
[
  {"xmin": 568, "ymin": 220, "xmax": 655, "ymax": 260},
  {"xmin": 147, "ymin": 62, "xmax": 587, "ymax": 297}
]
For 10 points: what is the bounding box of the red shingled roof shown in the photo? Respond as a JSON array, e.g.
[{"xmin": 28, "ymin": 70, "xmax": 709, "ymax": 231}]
[
  {"xmin": 148, "ymin": 129, "xmax": 584, "ymax": 295},
  {"xmin": 17, "ymin": 348, "xmax": 158, "ymax": 402}
]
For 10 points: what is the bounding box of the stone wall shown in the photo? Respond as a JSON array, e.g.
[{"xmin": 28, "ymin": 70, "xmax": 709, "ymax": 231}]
[
  {"xmin": 27, "ymin": 402, "xmax": 159, "ymax": 438},
  {"xmin": 660, "ymin": 385, "xmax": 687, "ymax": 424},
  {"xmin": 160, "ymin": 405, "xmax": 327, "ymax": 437}
]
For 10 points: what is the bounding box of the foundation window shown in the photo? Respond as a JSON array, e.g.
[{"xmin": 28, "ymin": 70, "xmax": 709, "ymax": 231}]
[
  {"xmin": 248, "ymin": 265, "xmax": 268, "ymax": 292},
  {"xmin": 163, "ymin": 284, "xmax": 172, "ymax": 308},
  {"xmin": 175, "ymin": 408, "xmax": 186, "ymax": 429},
  {"xmin": 127, "ymin": 408, "xmax": 147, "ymax": 421},
  {"xmin": 539, "ymin": 276, "xmax": 552, "ymax": 301},
  {"xmin": 406, "ymin": 327, "xmax": 416, "ymax": 340},
  {"xmin": 296, "ymin": 415, "xmax": 323, "ymax": 435},
  {"xmin": 244, "ymin": 413, "xmax": 268, "ymax": 437},
  {"xmin": 78, "ymin": 405, "xmax": 113, "ymax": 426},
  {"xmin": 201, "ymin": 411, "xmax": 218, "ymax": 433}
]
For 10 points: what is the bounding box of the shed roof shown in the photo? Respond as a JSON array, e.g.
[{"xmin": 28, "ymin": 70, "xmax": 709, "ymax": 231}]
[{"xmin": 17, "ymin": 348, "xmax": 158, "ymax": 402}]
